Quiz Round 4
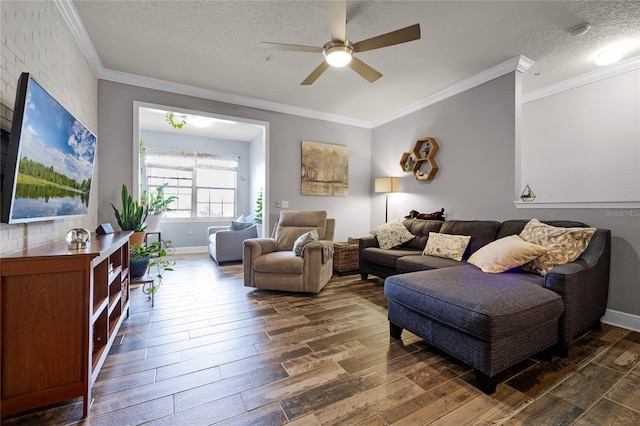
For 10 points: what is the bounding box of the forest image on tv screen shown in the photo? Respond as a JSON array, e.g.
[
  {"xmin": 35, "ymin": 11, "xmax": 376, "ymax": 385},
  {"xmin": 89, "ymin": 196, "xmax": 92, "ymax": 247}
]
[{"xmin": 10, "ymin": 79, "xmax": 95, "ymax": 221}]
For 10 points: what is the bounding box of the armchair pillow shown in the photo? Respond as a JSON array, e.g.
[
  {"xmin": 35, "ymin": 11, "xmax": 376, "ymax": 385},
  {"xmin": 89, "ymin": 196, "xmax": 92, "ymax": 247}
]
[{"xmin": 292, "ymin": 229, "xmax": 319, "ymax": 256}]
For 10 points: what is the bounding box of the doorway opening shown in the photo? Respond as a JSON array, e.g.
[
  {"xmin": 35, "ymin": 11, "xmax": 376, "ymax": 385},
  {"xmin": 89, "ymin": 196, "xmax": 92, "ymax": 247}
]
[{"xmin": 133, "ymin": 102, "xmax": 269, "ymax": 248}]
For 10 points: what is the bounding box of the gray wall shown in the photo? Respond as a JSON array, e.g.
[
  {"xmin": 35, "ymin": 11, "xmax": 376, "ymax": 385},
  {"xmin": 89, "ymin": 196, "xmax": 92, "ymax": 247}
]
[
  {"xmin": 522, "ymin": 70, "xmax": 639, "ymax": 203},
  {"xmin": 521, "ymin": 71, "xmax": 640, "ymax": 318},
  {"xmin": 97, "ymin": 80, "xmax": 373, "ymax": 246},
  {"xmin": 371, "ymin": 73, "xmax": 520, "ymax": 225},
  {"xmin": 372, "ymin": 71, "xmax": 639, "ymax": 319}
]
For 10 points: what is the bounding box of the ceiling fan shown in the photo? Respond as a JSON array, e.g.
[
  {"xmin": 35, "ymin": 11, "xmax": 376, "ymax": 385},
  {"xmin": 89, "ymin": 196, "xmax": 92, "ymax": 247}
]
[{"xmin": 261, "ymin": 0, "xmax": 421, "ymax": 85}]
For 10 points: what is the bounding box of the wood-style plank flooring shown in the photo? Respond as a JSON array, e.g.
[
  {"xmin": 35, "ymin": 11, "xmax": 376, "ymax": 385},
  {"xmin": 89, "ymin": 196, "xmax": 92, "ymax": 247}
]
[{"xmin": 4, "ymin": 253, "xmax": 640, "ymax": 425}]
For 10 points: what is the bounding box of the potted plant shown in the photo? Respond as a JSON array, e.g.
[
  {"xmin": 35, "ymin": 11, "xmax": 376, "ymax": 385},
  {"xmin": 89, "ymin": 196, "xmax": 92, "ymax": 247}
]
[
  {"xmin": 144, "ymin": 184, "xmax": 178, "ymax": 232},
  {"xmin": 129, "ymin": 242, "xmax": 175, "ymax": 306},
  {"xmin": 111, "ymin": 184, "xmax": 148, "ymax": 246},
  {"xmin": 255, "ymin": 188, "xmax": 263, "ymax": 236}
]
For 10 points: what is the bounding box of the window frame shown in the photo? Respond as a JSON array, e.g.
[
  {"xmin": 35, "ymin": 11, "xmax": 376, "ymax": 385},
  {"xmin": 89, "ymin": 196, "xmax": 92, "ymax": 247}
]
[{"xmin": 143, "ymin": 148, "xmax": 239, "ymax": 221}]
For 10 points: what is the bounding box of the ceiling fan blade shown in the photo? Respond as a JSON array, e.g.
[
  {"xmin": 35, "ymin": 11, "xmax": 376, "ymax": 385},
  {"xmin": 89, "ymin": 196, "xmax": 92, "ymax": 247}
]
[
  {"xmin": 301, "ymin": 61, "xmax": 331, "ymax": 85},
  {"xmin": 352, "ymin": 23, "xmax": 421, "ymax": 52},
  {"xmin": 348, "ymin": 56, "xmax": 383, "ymax": 83},
  {"xmin": 327, "ymin": 0, "xmax": 347, "ymax": 41},
  {"xmin": 261, "ymin": 42, "xmax": 323, "ymax": 53}
]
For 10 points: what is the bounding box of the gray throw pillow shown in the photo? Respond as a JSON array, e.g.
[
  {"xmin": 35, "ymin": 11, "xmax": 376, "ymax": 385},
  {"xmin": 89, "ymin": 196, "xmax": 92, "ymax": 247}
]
[
  {"xmin": 229, "ymin": 221, "xmax": 253, "ymax": 231},
  {"xmin": 292, "ymin": 229, "xmax": 319, "ymax": 256}
]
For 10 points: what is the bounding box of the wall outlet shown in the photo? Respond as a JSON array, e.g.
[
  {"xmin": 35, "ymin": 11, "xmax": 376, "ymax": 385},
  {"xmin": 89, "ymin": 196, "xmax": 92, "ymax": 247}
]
[{"xmin": 282, "ymin": 201, "xmax": 289, "ymax": 208}]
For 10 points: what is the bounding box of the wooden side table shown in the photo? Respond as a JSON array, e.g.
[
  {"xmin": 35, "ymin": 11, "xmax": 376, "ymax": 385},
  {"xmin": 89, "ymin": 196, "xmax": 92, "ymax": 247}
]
[{"xmin": 333, "ymin": 242, "xmax": 359, "ymax": 276}]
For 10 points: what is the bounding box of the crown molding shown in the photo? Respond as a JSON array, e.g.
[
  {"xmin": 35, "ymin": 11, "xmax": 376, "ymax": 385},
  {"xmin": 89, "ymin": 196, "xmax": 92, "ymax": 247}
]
[
  {"xmin": 54, "ymin": 0, "xmax": 104, "ymax": 76},
  {"xmin": 371, "ymin": 55, "xmax": 534, "ymax": 127},
  {"xmin": 523, "ymin": 55, "xmax": 640, "ymax": 104},
  {"xmin": 99, "ymin": 68, "xmax": 372, "ymax": 128}
]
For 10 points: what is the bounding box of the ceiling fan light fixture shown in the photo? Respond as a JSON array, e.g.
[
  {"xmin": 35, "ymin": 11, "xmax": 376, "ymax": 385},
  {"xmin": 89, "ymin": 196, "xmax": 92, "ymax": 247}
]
[{"xmin": 323, "ymin": 42, "xmax": 353, "ymax": 67}]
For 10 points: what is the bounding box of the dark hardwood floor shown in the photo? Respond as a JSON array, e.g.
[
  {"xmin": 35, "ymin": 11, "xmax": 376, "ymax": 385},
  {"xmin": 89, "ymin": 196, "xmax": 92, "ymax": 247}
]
[{"xmin": 4, "ymin": 253, "xmax": 640, "ymax": 425}]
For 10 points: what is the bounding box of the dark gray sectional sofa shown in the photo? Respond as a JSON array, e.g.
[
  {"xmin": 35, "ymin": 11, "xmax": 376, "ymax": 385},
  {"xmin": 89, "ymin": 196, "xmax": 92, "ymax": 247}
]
[{"xmin": 359, "ymin": 218, "xmax": 611, "ymax": 393}]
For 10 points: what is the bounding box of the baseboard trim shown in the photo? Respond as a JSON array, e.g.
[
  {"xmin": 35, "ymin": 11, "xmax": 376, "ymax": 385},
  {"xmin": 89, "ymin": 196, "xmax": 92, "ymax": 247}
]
[
  {"xmin": 602, "ymin": 309, "xmax": 640, "ymax": 332},
  {"xmin": 172, "ymin": 246, "xmax": 208, "ymax": 255}
]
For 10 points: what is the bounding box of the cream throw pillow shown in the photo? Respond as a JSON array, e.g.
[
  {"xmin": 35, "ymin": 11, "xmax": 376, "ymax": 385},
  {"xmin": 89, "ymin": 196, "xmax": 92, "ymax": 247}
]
[
  {"xmin": 370, "ymin": 219, "xmax": 415, "ymax": 249},
  {"xmin": 519, "ymin": 219, "xmax": 596, "ymax": 276},
  {"xmin": 292, "ymin": 229, "xmax": 318, "ymax": 256},
  {"xmin": 468, "ymin": 235, "xmax": 549, "ymax": 273},
  {"xmin": 423, "ymin": 232, "xmax": 471, "ymax": 261}
]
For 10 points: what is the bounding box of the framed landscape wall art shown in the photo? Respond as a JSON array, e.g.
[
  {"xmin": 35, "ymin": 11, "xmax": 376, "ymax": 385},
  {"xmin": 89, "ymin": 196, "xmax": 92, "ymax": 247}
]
[{"xmin": 301, "ymin": 140, "xmax": 348, "ymax": 196}]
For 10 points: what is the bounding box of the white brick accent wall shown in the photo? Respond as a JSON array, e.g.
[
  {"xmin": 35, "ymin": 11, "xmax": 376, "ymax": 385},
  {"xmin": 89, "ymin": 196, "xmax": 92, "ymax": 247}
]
[{"xmin": 1, "ymin": 0, "xmax": 98, "ymax": 256}]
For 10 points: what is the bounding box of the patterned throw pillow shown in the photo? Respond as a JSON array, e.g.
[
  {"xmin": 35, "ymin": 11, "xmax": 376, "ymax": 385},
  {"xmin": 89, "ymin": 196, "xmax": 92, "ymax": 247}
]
[
  {"xmin": 370, "ymin": 219, "xmax": 415, "ymax": 249},
  {"xmin": 423, "ymin": 232, "xmax": 471, "ymax": 261},
  {"xmin": 468, "ymin": 235, "xmax": 549, "ymax": 273},
  {"xmin": 229, "ymin": 221, "xmax": 253, "ymax": 230},
  {"xmin": 292, "ymin": 229, "xmax": 319, "ymax": 256},
  {"xmin": 519, "ymin": 218, "xmax": 596, "ymax": 276}
]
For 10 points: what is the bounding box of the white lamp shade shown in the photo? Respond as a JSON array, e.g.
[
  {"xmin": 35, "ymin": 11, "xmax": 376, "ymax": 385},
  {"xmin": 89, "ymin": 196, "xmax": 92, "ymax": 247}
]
[{"xmin": 375, "ymin": 177, "xmax": 400, "ymax": 193}]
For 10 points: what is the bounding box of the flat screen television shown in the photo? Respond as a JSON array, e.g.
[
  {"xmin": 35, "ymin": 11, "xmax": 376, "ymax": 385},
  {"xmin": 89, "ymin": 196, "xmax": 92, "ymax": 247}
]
[{"xmin": 1, "ymin": 73, "xmax": 96, "ymax": 224}]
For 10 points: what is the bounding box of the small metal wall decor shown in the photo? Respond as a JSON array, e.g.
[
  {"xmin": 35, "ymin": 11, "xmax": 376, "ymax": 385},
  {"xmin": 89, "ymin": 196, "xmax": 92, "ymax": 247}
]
[
  {"xmin": 520, "ymin": 185, "xmax": 536, "ymax": 202},
  {"xmin": 400, "ymin": 137, "xmax": 439, "ymax": 181}
]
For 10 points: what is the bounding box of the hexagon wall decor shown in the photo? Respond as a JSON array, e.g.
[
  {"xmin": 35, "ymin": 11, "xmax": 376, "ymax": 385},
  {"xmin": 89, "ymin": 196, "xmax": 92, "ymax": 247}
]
[{"xmin": 400, "ymin": 137, "xmax": 439, "ymax": 181}]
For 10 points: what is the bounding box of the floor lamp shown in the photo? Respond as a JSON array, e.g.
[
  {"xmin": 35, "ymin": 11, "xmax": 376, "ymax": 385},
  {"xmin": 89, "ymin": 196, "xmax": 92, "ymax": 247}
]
[{"xmin": 375, "ymin": 177, "xmax": 400, "ymax": 223}]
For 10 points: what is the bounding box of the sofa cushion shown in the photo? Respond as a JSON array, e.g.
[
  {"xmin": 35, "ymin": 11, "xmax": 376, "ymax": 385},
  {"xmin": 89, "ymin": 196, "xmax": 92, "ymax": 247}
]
[
  {"xmin": 384, "ymin": 265, "xmax": 562, "ymax": 341},
  {"xmin": 361, "ymin": 247, "xmax": 421, "ymax": 268},
  {"xmin": 370, "ymin": 219, "xmax": 415, "ymax": 249},
  {"xmin": 254, "ymin": 251, "xmax": 303, "ymax": 274},
  {"xmin": 397, "ymin": 255, "xmax": 465, "ymax": 273},
  {"xmin": 519, "ymin": 219, "xmax": 596, "ymax": 276},
  {"xmin": 423, "ymin": 232, "xmax": 471, "ymax": 261},
  {"xmin": 400, "ymin": 219, "xmax": 444, "ymax": 250},
  {"xmin": 468, "ymin": 235, "xmax": 549, "ymax": 273},
  {"xmin": 439, "ymin": 220, "xmax": 501, "ymax": 258}
]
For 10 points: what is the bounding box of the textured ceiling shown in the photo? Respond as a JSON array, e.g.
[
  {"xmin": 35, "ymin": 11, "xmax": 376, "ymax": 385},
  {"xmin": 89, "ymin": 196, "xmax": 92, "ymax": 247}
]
[{"xmin": 73, "ymin": 0, "xmax": 640, "ymax": 124}]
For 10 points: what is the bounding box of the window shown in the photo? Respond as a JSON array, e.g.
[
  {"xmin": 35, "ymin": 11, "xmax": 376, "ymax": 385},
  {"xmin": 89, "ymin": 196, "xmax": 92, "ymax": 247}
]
[{"xmin": 144, "ymin": 148, "xmax": 239, "ymax": 219}]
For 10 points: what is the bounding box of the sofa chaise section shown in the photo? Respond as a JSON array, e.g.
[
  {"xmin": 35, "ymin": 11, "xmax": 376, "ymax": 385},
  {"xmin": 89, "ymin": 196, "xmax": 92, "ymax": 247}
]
[{"xmin": 385, "ymin": 265, "xmax": 564, "ymax": 393}]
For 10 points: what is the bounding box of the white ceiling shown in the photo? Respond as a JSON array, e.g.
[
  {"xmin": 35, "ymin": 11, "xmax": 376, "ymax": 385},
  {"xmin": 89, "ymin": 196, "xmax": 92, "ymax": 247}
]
[{"xmin": 72, "ymin": 0, "xmax": 640, "ymax": 134}]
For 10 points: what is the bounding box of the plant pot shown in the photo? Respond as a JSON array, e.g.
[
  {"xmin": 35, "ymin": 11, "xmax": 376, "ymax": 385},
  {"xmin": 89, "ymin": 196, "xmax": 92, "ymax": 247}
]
[
  {"xmin": 130, "ymin": 231, "xmax": 146, "ymax": 247},
  {"xmin": 145, "ymin": 214, "xmax": 162, "ymax": 232},
  {"xmin": 130, "ymin": 257, "xmax": 150, "ymax": 279}
]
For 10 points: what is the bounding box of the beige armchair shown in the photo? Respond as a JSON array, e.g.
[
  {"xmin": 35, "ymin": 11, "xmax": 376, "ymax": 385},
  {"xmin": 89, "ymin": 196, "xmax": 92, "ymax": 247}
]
[{"xmin": 243, "ymin": 210, "xmax": 335, "ymax": 293}]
